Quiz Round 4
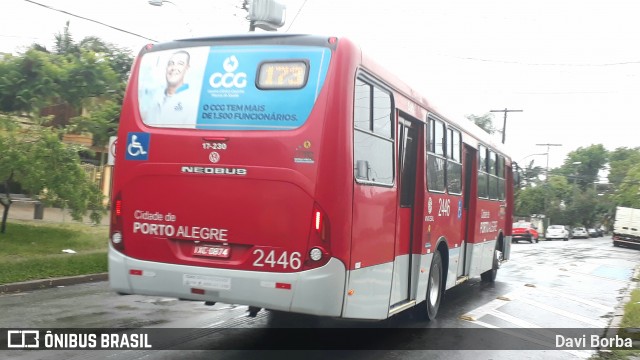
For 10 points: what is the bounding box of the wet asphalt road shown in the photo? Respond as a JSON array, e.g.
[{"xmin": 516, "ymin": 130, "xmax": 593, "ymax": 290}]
[{"xmin": 1, "ymin": 235, "xmax": 638, "ymax": 359}]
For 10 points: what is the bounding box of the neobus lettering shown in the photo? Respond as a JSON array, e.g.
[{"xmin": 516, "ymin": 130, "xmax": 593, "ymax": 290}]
[{"xmin": 181, "ymin": 166, "xmax": 247, "ymax": 176}]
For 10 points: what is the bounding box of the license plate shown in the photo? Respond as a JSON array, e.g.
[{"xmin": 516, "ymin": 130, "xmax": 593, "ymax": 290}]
[
  {"xmin": 193, "ymin": 245, "xmax": 230, "ymax": 258},
  {"xmin": 183, "ymin": 274, "xmax": 230, "ymax": 290}
]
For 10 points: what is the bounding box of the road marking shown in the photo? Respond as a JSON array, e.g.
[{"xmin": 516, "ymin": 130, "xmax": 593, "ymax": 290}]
[
  {"xmin": 515, "ymin": 297, "xmax": 607, "ymax": 327},
  {"xmin": 461, "ymin": 284, "xmax": 609, "ymax": 326},
  {"xmin": 521, "ymin": 285, "xmax": 611, "ymax": 312},
  {"xmin": 459, "ymin": 292, "xmax": 514, "ymax": 321},
  {"xmin": 488, "ymin": 309, "xmax": 540, "ymax": 328}
]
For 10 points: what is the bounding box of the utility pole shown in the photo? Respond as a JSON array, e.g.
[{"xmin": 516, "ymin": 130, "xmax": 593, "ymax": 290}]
[
  {"xmin": 536, "ymin": 143, "xmax": 562, "ymax": 228},
  {"xmin": 535, "ymin": 143, "xmax": 562, "ymax": 182},
  {"xmin": 490, "ymin": 108, "xmax": 523, "ymax": 144}
]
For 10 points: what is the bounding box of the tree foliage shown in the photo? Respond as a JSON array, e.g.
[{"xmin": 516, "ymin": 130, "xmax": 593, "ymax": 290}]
[
  {"xmin": 0, "ymin": 23, "xmax": 132, "ymax": 121},
  {"xmin": 0, "ymin": 116, "xmax": 104, "ymax": 233},
  {"xmin": 466, "ymin": 113, "xmax": 496, "ymax": 134},
  {"xmin": 614, "ymin": 163, "xmax": 640, "ymax": 208},
  {"xmin": 514, "ymin": 185, "xmax": 545, "ymax": 216},
  {"xmin": 69, "ymin": 100, "xmax": 121, "ymax": 147},
  {"xmin": 556, "ymin": 144, "xmax": 608, "ymax": 189},
  {"xmin": 0, "ymin": 25, "xmax": 133, "ymax": 233},
  {"xmin": 608, "ymin": 147, "xmax": 640, "ymax": 188},
  {"xmin": 513, "ymin": 144, "xmax": 640, "ymax": 230},
  {"xmin": 518, "ymin": 159, "xmax": 544, "ymax": 188}
]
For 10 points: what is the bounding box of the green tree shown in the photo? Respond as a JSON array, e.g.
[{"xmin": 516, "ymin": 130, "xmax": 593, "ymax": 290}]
[
  {"xmin": 518, "ymin": 159, "xmax": 544, "ymax": 188},
  {"xmin": 0, "ymin": 49, "xmax": 61, "ymax": 115},
  {"xmin": 565, "ymin": 187, "xmax": 600, "ymax": 227},
  {"xmin": 54, "ymin": 21, "xmax": 80, "ymax": 56},
  {"xmin": 608, "ymin": 147, "xmax": 640, "ymax": 188},
  {"xmin": 466, "ymin": 113, "xmax": 496, "ymax": 134},
  {"xmin": 79, "ymin": 36, "xmax": 133, "ymax": 84},
  {"xmin": 69, "ymin": 100, "xmax": 120, "ymax": 148},
  {"xmin": 556, "ymin": 144, "xmax": 608, "ymax": 189},
  {"xmin": 514, "ymin": 185, "xmax": 546, "ymax": 216},
  {"xmin": 614, "ymin": 163, "xmax": 640, "ymax": 208},
  {"xmin": 0, "ymin": 116, "xmax": 104, "ymax": 233},
  {"xmin": 57, "ymin": 49, "xmax": 120, "ymax": 113}
]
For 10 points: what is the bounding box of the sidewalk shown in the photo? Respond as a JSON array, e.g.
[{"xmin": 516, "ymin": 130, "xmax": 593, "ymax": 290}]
[{"xmin": 7, "ymin": 201, "xmax": 110, "ymax": 226}]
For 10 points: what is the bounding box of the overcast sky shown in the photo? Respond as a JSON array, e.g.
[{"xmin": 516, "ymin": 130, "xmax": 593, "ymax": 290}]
[{"xmin": 3, "ymin": 0, "xmax": 639, "ymax": 172}]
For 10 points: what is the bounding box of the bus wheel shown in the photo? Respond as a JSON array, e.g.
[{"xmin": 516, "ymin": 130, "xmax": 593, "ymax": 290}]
[
  {"xmin": 481, "ymin": 246, "xmax": 500, "ymax": 282},
  {"xmin": 425, "ymin": 251, "xmax": 443, "ymax": 320}
]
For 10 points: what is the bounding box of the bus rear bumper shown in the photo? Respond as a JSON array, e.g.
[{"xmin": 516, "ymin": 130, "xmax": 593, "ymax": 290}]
[{"xmin": 108, "ymin": 244, "xmax": 346, "ymax": 317}]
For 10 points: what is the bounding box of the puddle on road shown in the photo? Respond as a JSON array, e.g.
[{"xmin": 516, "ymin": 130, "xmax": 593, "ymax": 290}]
[{"xmin": 591, "ymin": 265, "xmax": 633, "ymax": 281}]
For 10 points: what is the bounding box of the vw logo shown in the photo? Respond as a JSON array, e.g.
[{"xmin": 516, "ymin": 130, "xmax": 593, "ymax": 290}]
[{"xmin": 209, "ymin": 152, "xmax": 220, "ymax": 163}]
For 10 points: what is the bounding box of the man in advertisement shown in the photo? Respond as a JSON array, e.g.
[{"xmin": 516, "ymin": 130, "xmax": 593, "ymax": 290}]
[{"xmin": 144, "ymin": 50, "xmax": 196, "ymax": 127}]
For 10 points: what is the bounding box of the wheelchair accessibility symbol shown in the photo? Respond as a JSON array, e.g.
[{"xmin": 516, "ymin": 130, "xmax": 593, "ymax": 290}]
[{"xmin": 126, "ymin": 132, "xmax": 150, "ymax": 161}]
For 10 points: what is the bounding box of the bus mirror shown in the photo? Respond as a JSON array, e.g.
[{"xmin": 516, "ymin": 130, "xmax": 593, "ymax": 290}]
[
  {"xmin": 513, "ymin": 163, "xmax": 522, "ymax": 188},
  {"xmin": 356, "ymin": 160, "xmax": 369, "ymax": 180}
]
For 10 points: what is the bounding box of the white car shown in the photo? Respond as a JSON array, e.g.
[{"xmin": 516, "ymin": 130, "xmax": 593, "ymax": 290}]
[
  {"xmin": 546, "ymin": 225, "xmax": 570, "ymax": 241},
  {"xmin": 572, "ymin": 227, "xmax": 589, "ymax": 239}
]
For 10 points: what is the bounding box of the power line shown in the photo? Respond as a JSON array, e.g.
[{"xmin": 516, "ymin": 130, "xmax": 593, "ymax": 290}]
[
  {"xmin": 23, "ymin": 0, "xmax": 157, "ymax": 43},
  {"xmin": 441, "ymin": 53, "xmax": 640, "ymax": 67},
  {"xmin": 285, "ymin": 0, "xmax": 308, "ymax": 33}
]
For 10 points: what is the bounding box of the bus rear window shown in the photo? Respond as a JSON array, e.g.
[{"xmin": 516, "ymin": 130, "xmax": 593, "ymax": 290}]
[{"xmin": 137, "ymin": 45, "xmax": 331, "ymax": 130}]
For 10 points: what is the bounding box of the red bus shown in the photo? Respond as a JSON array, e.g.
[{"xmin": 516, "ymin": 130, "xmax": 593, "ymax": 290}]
[{"xmin": 109, "ymin": 34, "xmax": 513, "ymax": 321}]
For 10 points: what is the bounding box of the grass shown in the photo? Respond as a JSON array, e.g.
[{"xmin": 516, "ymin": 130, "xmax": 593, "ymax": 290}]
[
  {"xmin": 620, "ymin": 289, "xmax": 640, "ymax": 331},
  {"xmin": 592, "ymin": 288, "xmax": 640, "ymax": 359},
  {"xmin": 0, "ymin": 220, "xmax": 108, "ymax": 284}
]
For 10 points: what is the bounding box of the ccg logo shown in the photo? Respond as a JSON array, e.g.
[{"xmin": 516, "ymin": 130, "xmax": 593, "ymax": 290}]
[{"xmin": 209, "ymin": 56, "xmax": 247, "ymax": 89}]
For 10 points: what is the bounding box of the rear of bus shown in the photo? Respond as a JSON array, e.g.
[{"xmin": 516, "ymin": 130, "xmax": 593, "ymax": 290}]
[{"xmin": 109, "ymin": 35, "xmax": 349, "ymax": 317}]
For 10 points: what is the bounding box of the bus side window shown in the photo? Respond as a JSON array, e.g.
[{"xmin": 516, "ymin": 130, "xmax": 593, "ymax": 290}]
[
  {"xmin": 426, "ymin": 117, "xmax": 446, "ymax": 192},
  {"xmin": 353, "ymin": 77, "xmax": 394, "ymax": 185},
  {"xmin": 478, "ymin": 145, "xmax": 489, "ymax": 199},
  {"xmin": 446, "ymin": 128, "xmax": 462, "ymax": 194}
]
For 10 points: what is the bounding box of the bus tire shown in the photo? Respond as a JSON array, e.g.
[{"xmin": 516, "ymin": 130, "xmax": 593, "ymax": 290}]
[
  {"xmin": 425, "ymin": 251, "xmax": 443, "ymax": 320},
  {"xmin": 481, "ymin": 246, "xmax": 499, "ymax": 282}
]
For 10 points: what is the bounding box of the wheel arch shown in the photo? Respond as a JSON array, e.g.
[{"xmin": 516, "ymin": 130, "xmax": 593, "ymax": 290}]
[{"xmin": 435, "ymin": 236, "xmax": 449, "ymax": 294}]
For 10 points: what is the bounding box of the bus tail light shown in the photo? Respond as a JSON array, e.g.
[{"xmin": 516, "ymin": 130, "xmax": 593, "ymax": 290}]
[
  {"xmin": 313, "ymin": 207, "xmax": 329, "ymax": 242},
  {"xmin": 305, "ymin": 204, "xmax": 331, "ymax": 269},
  {"xmin": 314, "ymin": 210, "xmax": 323, "ymax": 232},
  {"xmin": 110, "ymin": 193, "xmax": 125, "ymax": 253}
]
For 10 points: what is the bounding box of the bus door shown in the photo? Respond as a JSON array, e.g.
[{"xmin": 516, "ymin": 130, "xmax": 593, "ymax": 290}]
[
  {"xmin": 390, "ymin": 115, "xmax": 420, "ymax": 307},
  {"xmin": 461, "ymin": 144, "xmax": 477, "ymax": 276}
]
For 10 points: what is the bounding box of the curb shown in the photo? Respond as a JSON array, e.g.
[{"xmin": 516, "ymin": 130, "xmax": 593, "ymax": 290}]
[
  {"xmin": 0, "ymin": 273, "xmax": 108, "ymax": 294},
  {"xmin": 601, "ymin": 264, "xmax": 640, "ymax": 351}
]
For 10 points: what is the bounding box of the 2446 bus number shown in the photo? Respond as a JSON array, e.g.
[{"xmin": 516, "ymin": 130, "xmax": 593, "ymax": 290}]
[{"xmin": 252, "ymin": 249, "xmax": 302, "ymax": 270}]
